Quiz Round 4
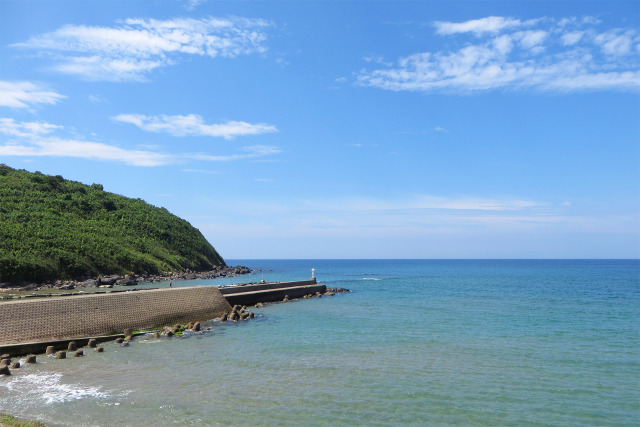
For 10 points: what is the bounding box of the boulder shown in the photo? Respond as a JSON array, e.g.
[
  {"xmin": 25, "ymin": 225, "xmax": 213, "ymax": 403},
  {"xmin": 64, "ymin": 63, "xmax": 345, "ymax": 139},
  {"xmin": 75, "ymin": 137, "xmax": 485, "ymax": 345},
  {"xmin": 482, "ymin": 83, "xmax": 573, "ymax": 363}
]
[
  {"xmin": 98, "ymin": 275, "xmax": 119, "ymax": 286},
  {"xmin": 10, "ymin": 361, "xmax": 20, "ymax": 369},
  {"xmin": 193, "ymin": 322, "xmax": 201, "ymax": 332},
  {"xmin": 73, "ymin": 350, "xmax": 84, "ymax": 357},
  {"xmin": 46, "ymin": 346, "xmax": 55, "ymax": 355},
  {"xmin": 88, "ymin": 339, "xmax": 97, "ymax": 348},
  {"xmin": 96, "ymin": 346, "xmax": 104, "ymax": 352},
  {"xmin": 0, "ymin": 365, "xmax": 10, "ymax": 375},
  {"xmin": 25, "ymin": 354, "xmax": 37, "ymax": 364},
  {"xmin": 67, "ymin": 341, "xmax": 77, "ymax": 351},
  {"xmin": 56, "ymin": 351, "xmax": 66, "ymax": 359}
]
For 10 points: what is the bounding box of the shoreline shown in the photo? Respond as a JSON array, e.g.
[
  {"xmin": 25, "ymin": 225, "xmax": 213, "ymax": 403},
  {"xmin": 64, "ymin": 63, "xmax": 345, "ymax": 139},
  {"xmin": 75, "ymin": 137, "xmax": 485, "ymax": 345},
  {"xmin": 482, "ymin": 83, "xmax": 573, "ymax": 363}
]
[{"xmin": 0, "ymin": 265, "xmax": 252, "ymax": 296}]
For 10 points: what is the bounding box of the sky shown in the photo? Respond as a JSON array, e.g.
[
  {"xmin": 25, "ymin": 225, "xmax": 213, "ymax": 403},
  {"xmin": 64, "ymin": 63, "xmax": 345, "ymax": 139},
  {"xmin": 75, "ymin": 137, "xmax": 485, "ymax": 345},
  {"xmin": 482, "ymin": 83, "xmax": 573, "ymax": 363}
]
[{"xmin": 0, "ymin": 0, "xmax": 638, "ymax": 259}]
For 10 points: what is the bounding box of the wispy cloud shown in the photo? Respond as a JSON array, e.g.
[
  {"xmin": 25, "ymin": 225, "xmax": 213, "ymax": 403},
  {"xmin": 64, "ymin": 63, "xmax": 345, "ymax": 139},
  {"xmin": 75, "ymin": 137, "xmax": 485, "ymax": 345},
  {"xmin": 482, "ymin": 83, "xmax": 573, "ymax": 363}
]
[
  {"xmin": 12, "ymin": 16, "xmax": 271, "ymax": 81},
  {"xmin": 113, "ymin": 114, "xmax": 278, "ymax": 139},
  {"xmin": 434, "ymin": 16, "xmax": 531, "ymax": 36},
  {"xmin": 0, "ymin": 81, "xmax": 66, "ymax": 109},
  {"xmin": 0, "ymin": 118, "xmax": 280, "ymax": 166},
  {"xmin": 358, "ymin": 16, "xmax": 640, "ymax": 93},
  {"xmin": 188, "ymin": 145, "xmax": 281, "ymax": 161},
  {"xmin": 0, "ymin": 118, "xmax": 172, "ymax": 166}
]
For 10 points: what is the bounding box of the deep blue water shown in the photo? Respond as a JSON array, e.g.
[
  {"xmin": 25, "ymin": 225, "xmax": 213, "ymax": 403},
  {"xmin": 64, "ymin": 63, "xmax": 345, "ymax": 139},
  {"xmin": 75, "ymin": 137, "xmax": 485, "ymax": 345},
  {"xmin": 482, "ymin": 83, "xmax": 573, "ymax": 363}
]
[{"xmin": 1, "ymin": 259, "xmax": 638, "ymax": 426}]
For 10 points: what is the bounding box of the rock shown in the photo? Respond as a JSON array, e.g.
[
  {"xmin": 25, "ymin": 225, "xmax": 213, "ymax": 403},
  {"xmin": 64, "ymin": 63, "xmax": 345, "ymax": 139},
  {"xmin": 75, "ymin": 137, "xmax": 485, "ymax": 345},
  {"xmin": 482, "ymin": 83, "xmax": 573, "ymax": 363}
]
[
  {"xmin": 56, "ymin": 351, "xmax": 66, "ymax": 359},
  {"xmin": 193, "ymin": 322, "xmax": 201, "ymax": 332},
  {"xmin": 165, "ymin": 330, "xmax": 174, "ymax": 337},
  {"xmin": 25, "ymin": 354, "xmax": 37, "ymax": 364},
  {"xmin": 0, "ymin": 359, "xmax": 9, "ymax": 366},
  {"xmin": 152, "ymin": 331, "xmax": 161, "ymax": 338},
  {"xmin": 88, "ymin": 339, "xmax": 97, "ymax": 348},
  {"xmin": 98, "ymin": 275, "xmax": 119, "ymax": 286},
  {"xmin": 240, "ymin": 312, "xmax": 250, "ymax": 320},
  {"xmin": 187, "ymin": 322, "xmax": 194, "ymax": 330},
  {"xmin": 116, "ymin": 278, "xmax": 138, "ymax": 286},
  {"xmin": 73, "ymin": 350, "xmax": 84, "ymax": 357},
  {"xmin": 221, "ymin": 313, "xmax": 228, "ymax": 322},
  {"xmin": 46, "ymin": 345, "xmax": 55, "ymax": 355},
  {"xmin": 249, "ymin": 312, "xmax": 255, "ymax": 319},
  {"xmin": 96, "ymin": 346, "xmax": 104, "ymax": 352},
  {"xmin": 120, "ymin": 341, "xmax": 129, "ymax": 347},
  {"xmin": 115, "ymin": 338, "xmax": 124, "ymax": 344},
  {"xmin": 0, "ymin": 365, "xmax": 10, "ymax": 375},
  {"xmin": 67, "ymin": 341, "xmax": 77, "ymax": 351},
  {"xmin": 10, "ymin": 361, "xmax": 20, "ymax": 369}
]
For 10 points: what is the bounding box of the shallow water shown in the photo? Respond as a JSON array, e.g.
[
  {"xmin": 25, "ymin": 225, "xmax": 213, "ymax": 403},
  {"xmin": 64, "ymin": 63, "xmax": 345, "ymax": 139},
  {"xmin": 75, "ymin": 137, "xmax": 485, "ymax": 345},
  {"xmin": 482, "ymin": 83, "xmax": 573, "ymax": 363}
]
[{"xmin": 1, "ymin": 260, "xmax": 638, "ymax": 426}]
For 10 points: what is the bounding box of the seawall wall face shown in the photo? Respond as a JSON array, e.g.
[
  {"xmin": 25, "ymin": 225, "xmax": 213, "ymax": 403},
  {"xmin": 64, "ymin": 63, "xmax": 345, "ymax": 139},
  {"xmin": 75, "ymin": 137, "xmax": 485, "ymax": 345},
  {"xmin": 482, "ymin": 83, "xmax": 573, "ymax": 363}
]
[
  {"xmin": 0, "ymin": 286, "xmax": 231, "ymax": 346},
  {"xmin": 224, "ymin": 284, "xmax": 327, "ymax": 306},
  {"xmin": 218, "ymin": 280, "xmax": 317, "ymax": 295}
]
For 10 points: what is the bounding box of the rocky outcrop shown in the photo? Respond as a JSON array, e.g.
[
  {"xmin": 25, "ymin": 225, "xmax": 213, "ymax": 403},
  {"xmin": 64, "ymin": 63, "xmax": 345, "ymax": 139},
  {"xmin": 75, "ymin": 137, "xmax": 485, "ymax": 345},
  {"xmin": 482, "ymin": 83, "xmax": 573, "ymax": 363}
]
[{"xmin": 0, "ymin": 265, "xmax": 252, "ymax": 293}]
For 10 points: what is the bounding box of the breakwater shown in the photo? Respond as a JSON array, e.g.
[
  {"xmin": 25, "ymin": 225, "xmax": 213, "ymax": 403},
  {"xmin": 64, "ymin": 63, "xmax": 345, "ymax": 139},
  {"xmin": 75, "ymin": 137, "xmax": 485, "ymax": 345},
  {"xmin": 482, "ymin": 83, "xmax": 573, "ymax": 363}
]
[
  {"xmin": 0, "ymin": 280, "xmax": 328, "ymax": 356},
  {"xmin": 220, "ymin": 279, "xmax": 326, "ymax": 305},
  {"xmin": 0, "ymin": 286, "xmax": 231, "ymax": 353}
]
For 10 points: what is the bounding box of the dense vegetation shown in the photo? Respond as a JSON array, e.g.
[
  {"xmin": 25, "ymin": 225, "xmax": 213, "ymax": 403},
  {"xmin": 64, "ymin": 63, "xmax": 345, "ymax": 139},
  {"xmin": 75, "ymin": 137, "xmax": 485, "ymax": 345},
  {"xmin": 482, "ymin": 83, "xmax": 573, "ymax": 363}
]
[{"xmin": 0, "ymin": 165, "xmax": 225, "ymax": 284}]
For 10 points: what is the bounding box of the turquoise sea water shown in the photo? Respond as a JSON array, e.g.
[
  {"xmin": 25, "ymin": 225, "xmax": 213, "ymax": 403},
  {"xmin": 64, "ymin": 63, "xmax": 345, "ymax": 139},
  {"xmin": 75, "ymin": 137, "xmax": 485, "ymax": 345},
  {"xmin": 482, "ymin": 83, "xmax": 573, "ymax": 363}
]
[{"xmin": 1, "ymin": 259, "xmax": 638, "ymax": 426}]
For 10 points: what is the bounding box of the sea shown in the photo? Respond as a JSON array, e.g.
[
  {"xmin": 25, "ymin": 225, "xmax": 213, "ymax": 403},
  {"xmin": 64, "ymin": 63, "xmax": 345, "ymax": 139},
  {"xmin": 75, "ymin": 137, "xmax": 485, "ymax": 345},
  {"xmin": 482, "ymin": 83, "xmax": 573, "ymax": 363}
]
[{"xmin": 0, "ymin": 259, "xmax": 638, "ymax": 426}]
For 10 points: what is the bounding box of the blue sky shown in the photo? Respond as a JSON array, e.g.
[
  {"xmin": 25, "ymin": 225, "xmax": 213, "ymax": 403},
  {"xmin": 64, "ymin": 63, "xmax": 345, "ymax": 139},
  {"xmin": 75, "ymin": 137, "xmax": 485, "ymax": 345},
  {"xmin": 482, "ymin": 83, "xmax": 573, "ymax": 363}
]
[{"xmin": 1, "ymin": 0, "xmax": 638, "ymax": 259}]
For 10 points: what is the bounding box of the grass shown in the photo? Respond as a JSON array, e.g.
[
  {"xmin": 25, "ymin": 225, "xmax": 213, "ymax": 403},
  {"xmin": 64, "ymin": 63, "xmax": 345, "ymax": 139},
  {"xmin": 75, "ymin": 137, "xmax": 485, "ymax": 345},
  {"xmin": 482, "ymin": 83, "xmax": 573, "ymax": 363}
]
[{"xmin": 0, "ymin": 413, "xmax": 47, "ymax": 427}]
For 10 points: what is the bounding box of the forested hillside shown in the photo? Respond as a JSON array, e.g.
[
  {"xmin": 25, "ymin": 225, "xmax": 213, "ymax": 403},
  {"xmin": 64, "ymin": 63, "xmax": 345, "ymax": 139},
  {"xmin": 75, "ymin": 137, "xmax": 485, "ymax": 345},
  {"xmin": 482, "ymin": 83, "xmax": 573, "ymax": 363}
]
[{"xmin": 0, "ymin": 165, "xmax": 225, "ymax": 284}]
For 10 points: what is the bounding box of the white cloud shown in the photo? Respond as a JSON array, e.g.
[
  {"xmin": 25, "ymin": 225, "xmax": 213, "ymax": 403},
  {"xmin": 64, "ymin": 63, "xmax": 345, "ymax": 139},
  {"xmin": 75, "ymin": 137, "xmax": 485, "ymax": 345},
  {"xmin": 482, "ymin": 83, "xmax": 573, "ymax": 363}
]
[
  {"xmin": 359, "ymin": 16, "xmax": 640, "ymax": 93},
  {"xmin": 0, "ymin": 118, "xmax": 280, "ymax": 166},
  {"xmin": 12, "ymin": 17, "xmax": 270, "ymax": 81},
  {"xmin": 594, "ymin": 30, "xmax": 634, "ymax": 56},
  {"xmin": 0, "ymin": 137, "xmax": 173, "ymax": 167},
  {"xmin": 434, "ymin": 16, "xmax": 524, "ymax": 36},
  {"xmin": 0, "ymin": 81, "xmax": 66, "ymax": 109},
  {"xmin": 516, "ymin": 30, "xmax": 549, "ymax": 50},
  {"xmin": 0, "ymin": 118, "xmax": 63, "ymax": 137},
  {"xmin": 188, "ymin": 145, "xmax": 281, "ymax": 161},
  {"xmin": 561, "ymin": 31, "xmax": 584, "ymax": 46},
  {"xmin": 113, "ymin": 114, "xmax": 277, "ymax": 139}
]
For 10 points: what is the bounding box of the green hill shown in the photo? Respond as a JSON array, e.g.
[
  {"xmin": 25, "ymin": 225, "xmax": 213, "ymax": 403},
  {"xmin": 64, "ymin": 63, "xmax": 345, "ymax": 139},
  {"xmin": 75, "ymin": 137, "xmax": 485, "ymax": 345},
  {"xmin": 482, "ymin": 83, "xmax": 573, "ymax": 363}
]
[{"xmin": 0, "ymin": 164, "xmax": 225, "ymax": 284}]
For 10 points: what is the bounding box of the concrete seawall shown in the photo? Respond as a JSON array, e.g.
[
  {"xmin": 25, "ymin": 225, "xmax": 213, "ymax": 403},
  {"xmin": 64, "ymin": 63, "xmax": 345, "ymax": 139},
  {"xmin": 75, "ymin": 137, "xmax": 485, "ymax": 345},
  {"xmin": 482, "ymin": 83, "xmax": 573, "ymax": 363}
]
[
  {"xmin": 222, "ymin": 280, "xmax": 326, "ymax": 306},
  {"xmin": 0, "ymin": 280, "xmax": 328, "ymax": 356},
  {"xmin": 0, "ymin": 286, "xmax": 231, "ymax": 347}
]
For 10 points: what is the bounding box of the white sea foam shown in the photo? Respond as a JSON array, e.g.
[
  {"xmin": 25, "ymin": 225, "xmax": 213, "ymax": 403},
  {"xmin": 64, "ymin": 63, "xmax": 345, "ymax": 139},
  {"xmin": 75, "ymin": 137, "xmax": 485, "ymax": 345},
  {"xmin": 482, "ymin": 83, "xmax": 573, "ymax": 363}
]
[
  {"xmin": 2, "ymin": 373, "xmax": 111, "ymax": 404},
  {"xmin": 362, "ymin": 277, "xmax": 382, "ymax": 280}
]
